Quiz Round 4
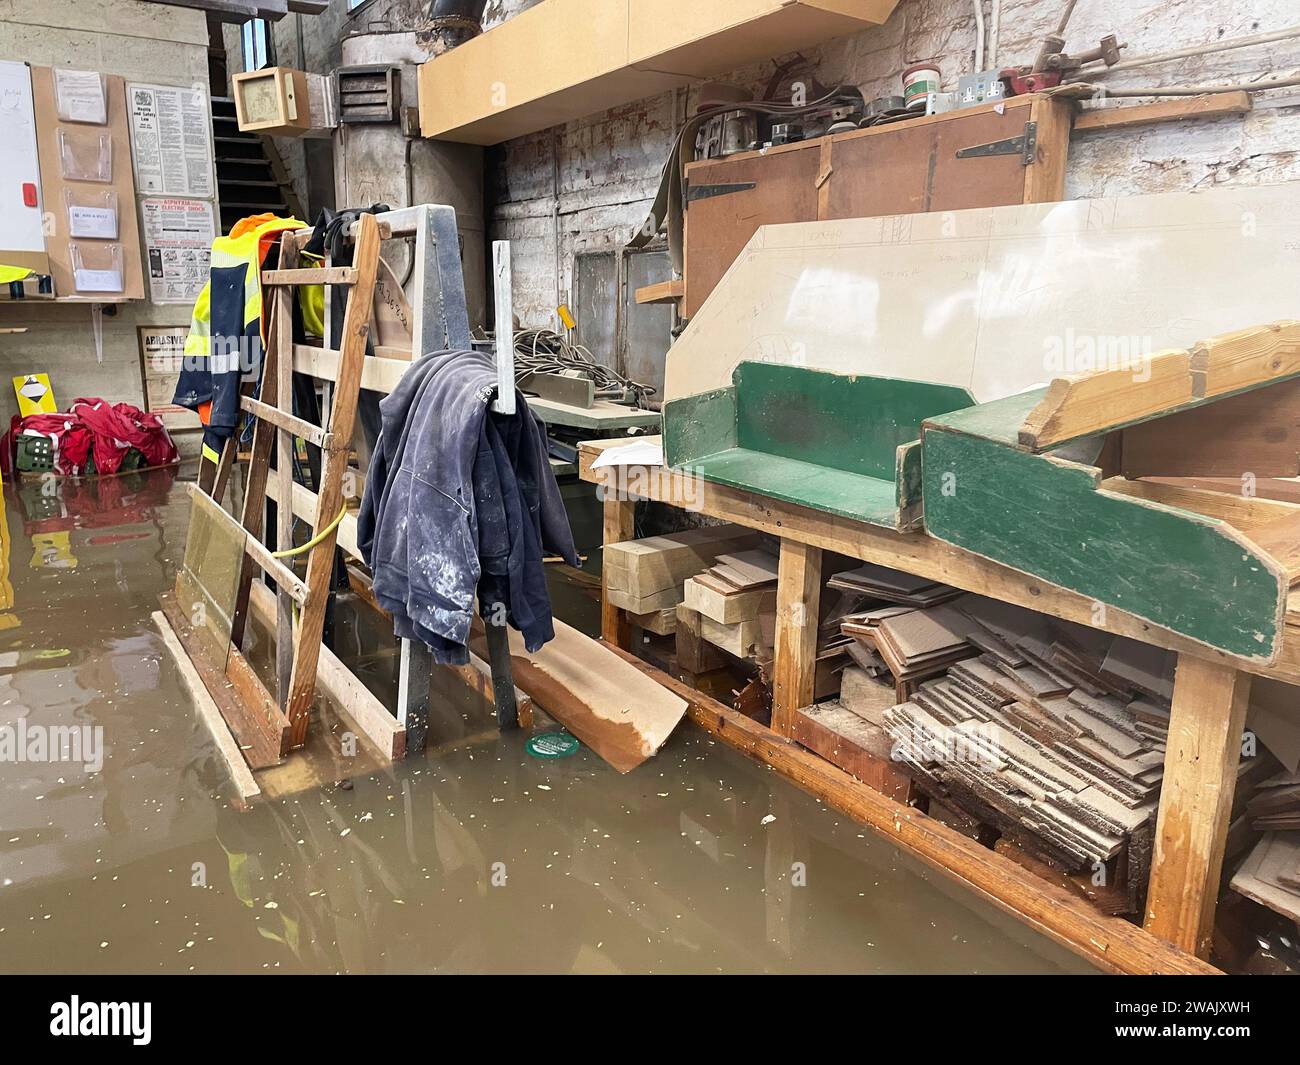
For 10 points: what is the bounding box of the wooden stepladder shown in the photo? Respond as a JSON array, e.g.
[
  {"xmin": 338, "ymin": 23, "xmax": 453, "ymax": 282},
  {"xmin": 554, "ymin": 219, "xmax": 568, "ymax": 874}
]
[
  {"xmin": 168, "ymin": 206, "xmax": 527, "ymax": 779},
  {"xmin": 209, "ymin": 212, "xmax": 382, "ymax": 756}
]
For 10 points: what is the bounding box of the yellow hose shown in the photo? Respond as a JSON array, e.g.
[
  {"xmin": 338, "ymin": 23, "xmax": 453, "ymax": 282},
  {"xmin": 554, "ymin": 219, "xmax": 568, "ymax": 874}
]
[{"xmin": 270, "ymin": 504, "xmax": 349, "ymax": 558}]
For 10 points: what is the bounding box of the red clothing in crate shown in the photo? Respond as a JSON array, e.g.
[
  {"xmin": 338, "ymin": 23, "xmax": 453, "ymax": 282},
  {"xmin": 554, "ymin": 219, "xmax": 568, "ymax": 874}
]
[{"xmin": 6, "ymin": 398, "xmax": 178, "ymax": 476}]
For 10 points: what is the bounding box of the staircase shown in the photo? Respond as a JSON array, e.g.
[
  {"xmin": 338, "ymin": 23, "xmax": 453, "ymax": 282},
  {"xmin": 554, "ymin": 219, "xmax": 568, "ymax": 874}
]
[{"xmin": 210, "ymin": 95, "xmax": 304, "ymax": 235}]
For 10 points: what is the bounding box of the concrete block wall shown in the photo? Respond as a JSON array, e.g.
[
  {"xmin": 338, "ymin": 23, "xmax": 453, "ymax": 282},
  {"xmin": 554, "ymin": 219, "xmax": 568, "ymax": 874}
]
[{"xmin": 0, "ymin": 0, "xmax": 211, "ymax": 437}]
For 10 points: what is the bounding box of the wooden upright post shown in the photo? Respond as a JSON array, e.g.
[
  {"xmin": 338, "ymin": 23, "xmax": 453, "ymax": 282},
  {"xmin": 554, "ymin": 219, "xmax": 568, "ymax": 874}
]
[
  {"xmin": 283, "ymin": 214, "xmax": 382, "ymax": 747},
  {"xmin": 601, "ymin": 494, "xmax": 635, "ymax": 649},
  {"xmin": 1144, "ymin": 654, "xmax": 1251, "ymax": 958},
  {"xmin": 771, "ymin": 539, "xmax": 822, "ymax": 736},
  {"xmin": 273, "ymin": 247, "xmax": 295, "ymax": 706},
  {"xmin": 229, "ymin": 235, "xmax": 292, "ymax": 653}
]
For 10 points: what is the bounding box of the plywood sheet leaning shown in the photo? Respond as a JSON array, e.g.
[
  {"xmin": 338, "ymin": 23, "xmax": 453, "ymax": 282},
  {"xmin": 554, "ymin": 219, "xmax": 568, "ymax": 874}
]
[
  {"xmin": 921, "ymin": 405, "xmax": 1288, "ymax": 662},
  {"xmin": 480, "ymin": 619, "xmax": 688, "ymax": 773},
  {"xmin": 665, "ymin": 184, "xmax": 1300, "ymax": 407}
]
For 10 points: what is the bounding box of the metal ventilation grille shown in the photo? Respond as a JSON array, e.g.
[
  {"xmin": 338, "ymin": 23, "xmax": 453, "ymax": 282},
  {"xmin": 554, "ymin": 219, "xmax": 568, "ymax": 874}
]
[{"xmin": 335, "ymin": 65, "xmax": 401, "ymax": 124}]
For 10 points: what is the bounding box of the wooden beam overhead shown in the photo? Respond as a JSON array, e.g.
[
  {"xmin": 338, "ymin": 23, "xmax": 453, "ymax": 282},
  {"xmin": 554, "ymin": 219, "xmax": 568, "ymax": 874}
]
[{"xmin": 136, "ymin": 0, "xmax": 291, "ymax": 23}]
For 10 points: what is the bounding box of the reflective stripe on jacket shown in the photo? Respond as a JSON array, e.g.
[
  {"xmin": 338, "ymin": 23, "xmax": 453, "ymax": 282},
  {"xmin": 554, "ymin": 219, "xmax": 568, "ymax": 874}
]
[{"xmin": 172, "ymin": 213, "xmax": 305, "ymax": 455}]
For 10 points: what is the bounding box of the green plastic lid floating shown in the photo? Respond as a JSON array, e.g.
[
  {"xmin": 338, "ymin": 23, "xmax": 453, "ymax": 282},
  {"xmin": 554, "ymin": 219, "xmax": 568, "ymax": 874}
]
[{"xmin": 526, "ymin": 731, "xmax": 581, "ymax": 759}]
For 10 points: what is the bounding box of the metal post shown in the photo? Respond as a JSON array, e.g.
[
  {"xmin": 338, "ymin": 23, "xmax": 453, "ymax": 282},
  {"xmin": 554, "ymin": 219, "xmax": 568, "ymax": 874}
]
[{"xmin": 491, "ymin": 240, "xmax": 515, "ymax": 415}]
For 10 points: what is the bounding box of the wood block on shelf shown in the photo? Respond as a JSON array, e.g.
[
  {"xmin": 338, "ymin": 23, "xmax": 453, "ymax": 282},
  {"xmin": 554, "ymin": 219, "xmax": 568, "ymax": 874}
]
[
  {"xmin": 700, "ymin": 614, "xmax": 762, "ymax": 658},
  {"xmin": 683, "ymin": 575, "xmax": 776, "ymax": 624},
  {"xmin": 793, "ymin": 700, "xmax": 912, "ymax": 800},
  {"xmin": 635, "ymin": 279, "xmax": 683, "ymax": 305},
  {"xmin": 627, "ymin": 607, "xmax": 678, "ymax": 635},
  {"xmin": 604, "ymin": 524, "xmax": 760, "ymax": 602},
  {"xmin": 675, "ymin": 604, "xmax": 727, "ymax": 674}
]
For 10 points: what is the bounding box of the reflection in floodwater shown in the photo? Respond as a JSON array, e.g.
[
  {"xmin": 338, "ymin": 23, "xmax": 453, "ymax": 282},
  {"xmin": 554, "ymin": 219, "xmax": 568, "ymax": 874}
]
[{"xmin": 0, "ymin": 468, "xmax": 1094, "ymax": 974}]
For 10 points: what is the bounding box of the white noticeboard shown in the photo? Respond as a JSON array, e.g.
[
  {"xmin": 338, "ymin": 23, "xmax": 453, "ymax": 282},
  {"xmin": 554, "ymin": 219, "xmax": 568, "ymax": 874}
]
[
  {"xmin": 0, "ymin": 60, "xmax": 47, "ymax": 267},
  {"xmin": 141, "ymin": 197, "xmax": 214, "ymax": 304},
  {"xmin": 126, "ymin": 83, "xmax": 214, "ymax": 199},
  {"xmin": 138, "ymin": 326, "xmax": 200, "ymax": 431}
]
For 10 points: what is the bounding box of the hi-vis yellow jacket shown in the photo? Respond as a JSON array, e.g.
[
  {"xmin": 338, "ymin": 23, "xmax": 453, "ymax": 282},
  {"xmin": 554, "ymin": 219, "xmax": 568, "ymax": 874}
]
[{"xmin": 173, "ymin": 213, "xmax": 316, "ymax": 463}]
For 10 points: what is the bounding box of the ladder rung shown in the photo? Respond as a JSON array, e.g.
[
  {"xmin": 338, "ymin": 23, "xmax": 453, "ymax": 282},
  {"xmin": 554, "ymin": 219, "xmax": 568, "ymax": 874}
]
[
  {"xmin": 262, "ymin": 266, "xmax": 358, "ymax": 286},
  {"xmin": 293, "ymin": 342, "xmax": 407, "ymax": 393},
  {"xmin": 241, "ymin": 396, "xmax": 334, "ymax": 450},
  {"xmin": 244, "ymin": 536, "xmax": 310, "ymax": 606}
]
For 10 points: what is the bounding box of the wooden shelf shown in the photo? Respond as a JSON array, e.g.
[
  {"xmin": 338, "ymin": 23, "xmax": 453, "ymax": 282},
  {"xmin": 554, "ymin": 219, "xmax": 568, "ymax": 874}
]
[
  {"xmin": 578, "ymin": 435, "xmax": 1299, "ymax": 969},
  {"xmin": 417, "ymin": 0, "xmax": 898, "ymax": 145},
  {"xmin": 580, "ymin": 436, "xmax": 1300, "ymax": 684},
  {"xmin": 1073, "ymin": 91, "xmax": 1252, "ymax": 133},
  {"xmin": 634, "ymin": 278, "xmax": 683, "ymax": 305}
]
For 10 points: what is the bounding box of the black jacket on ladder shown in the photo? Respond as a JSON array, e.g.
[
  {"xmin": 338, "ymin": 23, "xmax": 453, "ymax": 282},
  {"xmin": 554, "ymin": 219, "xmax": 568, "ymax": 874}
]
[{"xmin": 357, "ymin": 348, "xmax": 580, "ymax": 664}]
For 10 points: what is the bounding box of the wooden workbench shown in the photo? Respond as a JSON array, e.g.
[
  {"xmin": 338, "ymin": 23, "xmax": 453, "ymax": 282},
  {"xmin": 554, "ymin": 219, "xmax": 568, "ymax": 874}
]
[
  {"xmin": 527, "ymin": 395, "xmax": 662, "ymax": 432},
  {"xmin": 578, "ymin": 435, "xmax": 1284, "ymax": 974}
]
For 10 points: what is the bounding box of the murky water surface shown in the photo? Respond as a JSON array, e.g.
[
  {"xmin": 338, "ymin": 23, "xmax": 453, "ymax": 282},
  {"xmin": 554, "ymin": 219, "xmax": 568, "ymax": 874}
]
[{"xmin": 0, "ymin": 468, "xmax": 1094, "ymax": 973}]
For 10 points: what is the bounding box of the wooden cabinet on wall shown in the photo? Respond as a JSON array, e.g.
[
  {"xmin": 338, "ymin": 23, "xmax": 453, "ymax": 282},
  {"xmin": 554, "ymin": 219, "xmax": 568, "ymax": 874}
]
[{"xmin": 682, "ymin": 93, "xmax": 1071, "ymax": 318}]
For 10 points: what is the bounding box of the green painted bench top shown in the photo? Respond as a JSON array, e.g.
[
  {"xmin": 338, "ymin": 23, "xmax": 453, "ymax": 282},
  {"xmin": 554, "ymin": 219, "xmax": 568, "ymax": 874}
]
[
  {"xmin": 924, "ymin": 388, "xmax": 1047, "ymax": 447},
  {"xmin": 675, "ymin": 447, "xmax": 906, "ymax": 526},
  {"xmin": 664, "ymin": 362, "xmax": 974, "ymax": 527}
]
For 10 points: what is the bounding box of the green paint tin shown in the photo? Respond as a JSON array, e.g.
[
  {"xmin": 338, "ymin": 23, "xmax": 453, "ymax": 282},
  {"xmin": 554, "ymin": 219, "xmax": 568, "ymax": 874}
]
[{"xmin": 902, "ymin": 61, "xmax": 941, "ymax": 110}]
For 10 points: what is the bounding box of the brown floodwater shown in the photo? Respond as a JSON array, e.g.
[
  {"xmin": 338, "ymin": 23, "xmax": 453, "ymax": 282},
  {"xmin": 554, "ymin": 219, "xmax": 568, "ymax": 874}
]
[{"xmin": 0, "ymin": 467, "xmax": 1095, "ymax": 974}]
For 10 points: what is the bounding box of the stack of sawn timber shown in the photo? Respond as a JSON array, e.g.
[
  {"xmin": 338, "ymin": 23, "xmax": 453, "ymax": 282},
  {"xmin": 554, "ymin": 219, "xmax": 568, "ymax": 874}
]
[
  {"xmin": 604, "ymin": 524, "xmax": 759, "ymax": 635},
  {"xmin": 684, "ymin": 551, "xmax": 871, "ymax": 686},
  {"xmin": 1249, "ymin": 771, "xmax": 1300, "ymax": 831},
  {"xmin": 830, "ymin": 563, "xmax": 968, "ymax": 697},
  {"xmin": 681, "ymin": 546, "xmax": 779, "ymax": 657},
  {"xmin": 870, "ymin": 596, "xmax": 1177, "ymax": 909}
]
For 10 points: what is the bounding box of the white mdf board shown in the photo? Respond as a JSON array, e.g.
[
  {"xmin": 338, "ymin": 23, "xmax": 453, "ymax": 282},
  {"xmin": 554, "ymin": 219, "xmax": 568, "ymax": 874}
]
[
  {"xmin": 0, "ymin": 60, "xmax": 48, "ymax": 273},
  {"xmin": 664, "ymin": 183, "xmax": 1300, "ymax": 405}
]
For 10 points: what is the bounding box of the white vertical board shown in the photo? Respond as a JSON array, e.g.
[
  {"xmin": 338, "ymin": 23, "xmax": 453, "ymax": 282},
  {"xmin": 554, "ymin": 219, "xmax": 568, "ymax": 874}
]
[
  {"xmin": 492, "ymin": 240, "xmax": 515, "ymax": 414},
  {"xmin": 0, "ymin": 61, "xmax": 48, "ymax": 271},
  {"xmin": 664, "ymin": 183, "xmax": 1300, "ymax": 405}
]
